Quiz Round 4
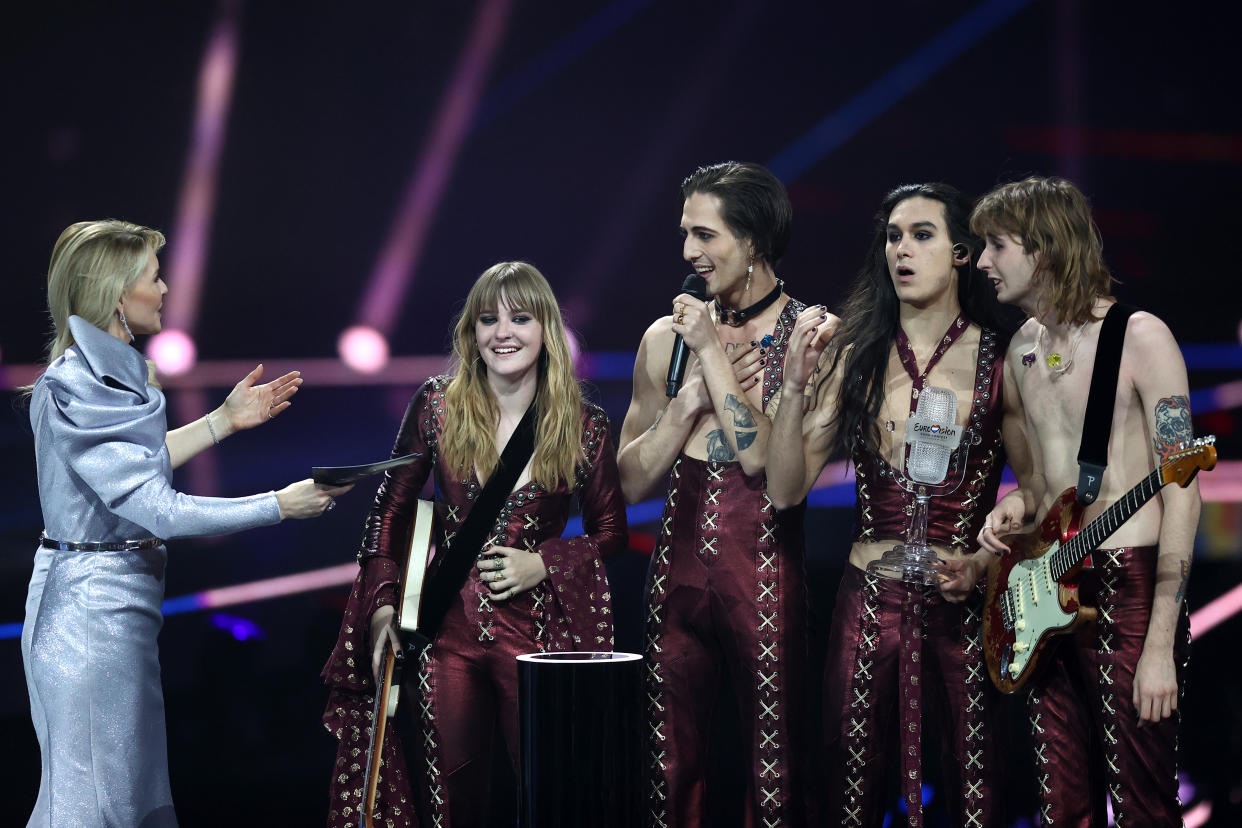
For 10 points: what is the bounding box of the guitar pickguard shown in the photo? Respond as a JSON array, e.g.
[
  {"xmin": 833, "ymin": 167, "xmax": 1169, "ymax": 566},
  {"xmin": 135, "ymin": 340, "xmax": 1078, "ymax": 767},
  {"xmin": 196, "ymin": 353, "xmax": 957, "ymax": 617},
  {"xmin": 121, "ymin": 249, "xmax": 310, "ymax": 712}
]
[
  {"xmin": 996, "ymin": 540, "xmax": 1076, "ymax": 684},
  {"xmin": 984, "ymin": 438, "xmax": 1217, "ymax": 694}
]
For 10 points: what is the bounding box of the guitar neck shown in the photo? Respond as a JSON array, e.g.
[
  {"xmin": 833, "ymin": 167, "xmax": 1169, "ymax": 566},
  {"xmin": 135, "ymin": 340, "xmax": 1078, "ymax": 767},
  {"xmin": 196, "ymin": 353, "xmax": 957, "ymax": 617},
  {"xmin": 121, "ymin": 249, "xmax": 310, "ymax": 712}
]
[{"xmin": 1051, "ymin": 467, "xmax": 1164, "ymax": 580}]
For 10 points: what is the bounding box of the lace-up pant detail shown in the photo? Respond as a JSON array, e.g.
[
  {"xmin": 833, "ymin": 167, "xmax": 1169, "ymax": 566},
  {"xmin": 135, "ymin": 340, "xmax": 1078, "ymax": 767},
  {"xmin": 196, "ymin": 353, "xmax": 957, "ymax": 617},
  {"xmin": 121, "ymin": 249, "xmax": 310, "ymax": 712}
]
[
  {"xmin": 823, "ymin": 563, "xmax": 1008, "ymax": 828},
  {"xmin": 1026, "ymin": 546, "xmax": 1189, "ymax": 828},
  {"xmin": 643, "ymin": 456, "xmax": 809, "ymax": 827}
]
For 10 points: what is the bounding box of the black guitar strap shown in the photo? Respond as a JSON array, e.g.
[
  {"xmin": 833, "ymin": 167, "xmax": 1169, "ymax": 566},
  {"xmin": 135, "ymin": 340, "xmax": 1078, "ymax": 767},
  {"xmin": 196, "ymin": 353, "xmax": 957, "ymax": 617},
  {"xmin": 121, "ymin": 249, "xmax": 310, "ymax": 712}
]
[
  {"xmin": 413, "ymin": 403, "xmax": 537, "ymax": 645},
  {"xmin": 1076, "ymin": 302, "xmax": 1136, "ymax": 506}
]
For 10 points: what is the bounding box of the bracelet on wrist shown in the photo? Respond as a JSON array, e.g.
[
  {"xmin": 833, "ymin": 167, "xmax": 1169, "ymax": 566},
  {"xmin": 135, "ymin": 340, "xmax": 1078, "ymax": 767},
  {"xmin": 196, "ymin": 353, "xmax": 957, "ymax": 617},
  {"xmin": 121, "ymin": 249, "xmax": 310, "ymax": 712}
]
[{"xmin": 205, "ymin": 411, "xmax": 220, "ymax": 445}]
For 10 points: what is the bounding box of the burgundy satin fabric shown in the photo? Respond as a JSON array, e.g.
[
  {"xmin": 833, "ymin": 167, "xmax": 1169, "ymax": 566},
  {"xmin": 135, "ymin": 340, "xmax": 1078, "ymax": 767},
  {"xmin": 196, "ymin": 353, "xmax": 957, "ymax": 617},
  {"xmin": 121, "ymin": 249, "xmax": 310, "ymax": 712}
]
[
  {"xmin": 643, "ymin": 454, "xmax": 810, "ymax": 828},
  {"xmin": 321, "ymin": 377, "xmax": 627, "ymax": 828},
  {"xmin": 1026, "ymin": 545, "xmax": 1190, "ymax": 828},
  {"xmin": 415, "ymin": 582, "xmax": 541, "ymax": 828},
  {"xmin": 823, "ymin": 564, "xmax": 1009, "ymax": 828},
  {"xmin": 852, "ymin": 327, "xmax": 1005, "ymax": 554}
]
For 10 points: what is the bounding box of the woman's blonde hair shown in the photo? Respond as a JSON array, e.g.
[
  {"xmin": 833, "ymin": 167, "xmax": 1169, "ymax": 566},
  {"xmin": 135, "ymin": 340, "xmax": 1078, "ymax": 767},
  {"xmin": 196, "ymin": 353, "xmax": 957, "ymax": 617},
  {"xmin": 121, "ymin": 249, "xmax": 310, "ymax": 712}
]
[
  {"xmin": 970, "ymin": 177, "xmax": 1113, "ymax": 326},
  {"xmin": 441, "ymin": 262, "xmax": 584, "ymax": 491},
  {"xmin": 44, "ymin": 219, "xmax": 166, "ymax": 362}
]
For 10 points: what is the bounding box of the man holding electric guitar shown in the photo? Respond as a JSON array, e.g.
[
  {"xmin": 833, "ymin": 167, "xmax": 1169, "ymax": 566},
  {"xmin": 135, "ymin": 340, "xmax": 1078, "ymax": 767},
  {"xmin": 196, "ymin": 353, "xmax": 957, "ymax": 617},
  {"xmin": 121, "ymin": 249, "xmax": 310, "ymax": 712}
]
[{"xmin": 940, "ymin": 177, "xmax": 1205, "ymax": 827}]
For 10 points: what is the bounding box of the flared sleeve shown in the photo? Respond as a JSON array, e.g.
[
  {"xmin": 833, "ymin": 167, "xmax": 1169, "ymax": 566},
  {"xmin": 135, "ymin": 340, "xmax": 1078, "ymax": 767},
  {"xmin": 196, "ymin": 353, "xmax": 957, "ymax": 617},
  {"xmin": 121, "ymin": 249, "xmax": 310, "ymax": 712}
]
[
  {"xmin": 322, "ymin": 379, "xmax": 440, "ymax": 828},
  {"xmin": 537, "ymin": 404, "xmax": 628, "ymax": 651}
]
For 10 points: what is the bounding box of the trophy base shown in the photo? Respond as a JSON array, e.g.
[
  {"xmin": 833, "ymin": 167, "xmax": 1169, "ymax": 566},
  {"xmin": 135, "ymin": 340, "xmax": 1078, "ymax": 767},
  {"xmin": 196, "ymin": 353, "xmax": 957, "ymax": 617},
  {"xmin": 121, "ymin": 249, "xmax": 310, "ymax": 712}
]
[{"xmin": 866, "ymin": 544, "xmax": 944, "ymax": 586}]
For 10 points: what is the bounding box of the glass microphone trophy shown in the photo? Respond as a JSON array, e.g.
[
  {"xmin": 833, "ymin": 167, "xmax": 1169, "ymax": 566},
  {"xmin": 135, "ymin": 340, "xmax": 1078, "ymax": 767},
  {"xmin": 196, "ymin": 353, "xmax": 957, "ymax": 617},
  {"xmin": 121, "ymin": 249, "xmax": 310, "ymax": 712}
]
[{"xmin": 867, "ymin": 385, "xmax": 973, "ymax": 585}]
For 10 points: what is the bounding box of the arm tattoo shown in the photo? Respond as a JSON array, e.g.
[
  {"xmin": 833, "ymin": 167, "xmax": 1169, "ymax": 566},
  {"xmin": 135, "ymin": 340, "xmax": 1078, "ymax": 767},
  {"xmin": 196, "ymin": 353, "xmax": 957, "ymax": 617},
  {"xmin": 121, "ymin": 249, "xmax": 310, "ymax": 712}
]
[
  {"xmin": 724, "ymin": 394, "xmax": 757, "ymax": 428},
  {"xmin": 1152, "ymin": 395, "xmax": 1193, "ymax": 459},
  {"xmin": 1175, "ymin": 559, "xmax": 1190, "ymax": 605},
  {"xmin": 723, "ymin": 393, "xmax": 757, "ymax": 452},
  {"xmin": 705, "ymin": 429, "xmax": 736, "ymax": 461},
  {"xmin": 645, "ymin": 407, "xmax": 666, "ymax": 435}
]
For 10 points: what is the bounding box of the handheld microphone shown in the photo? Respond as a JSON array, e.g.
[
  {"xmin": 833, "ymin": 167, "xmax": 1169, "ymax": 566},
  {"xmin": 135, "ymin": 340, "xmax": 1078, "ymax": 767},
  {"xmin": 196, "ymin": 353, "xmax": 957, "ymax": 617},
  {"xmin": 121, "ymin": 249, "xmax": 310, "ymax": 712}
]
[
  {"xmin": 903, "ymin": 386, "xmax": 962, "ymax": 485},
  {"xmin": 665, "ymin": 273, "xmax": 708, "ymax": 398}
]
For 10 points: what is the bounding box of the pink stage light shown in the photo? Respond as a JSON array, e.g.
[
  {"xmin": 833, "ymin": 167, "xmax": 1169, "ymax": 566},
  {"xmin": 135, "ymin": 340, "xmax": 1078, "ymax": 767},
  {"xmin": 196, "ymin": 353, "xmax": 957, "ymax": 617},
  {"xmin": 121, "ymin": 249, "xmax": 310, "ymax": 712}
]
[
  {"xmin": 1189, "ymin": 580, "xmax": 1242, "ymax": 637},
  {"xmin": 567, "ymin": 328, "xmax": 582, "ymax": 370},
  {"xmin": 338, "ymin": 325, "xmax": 390, "ymax": 374},
  {"xmin": 148, "ymin": 329, "xmax": 198, "ymax": 376},
  {"xmin": 1183, "ymin": 801, "xmax": 1212, "ymax": 828},
  {"xmin": 197, "ymin": 562, "xmax": 358, "ymax": 609},
  {"xmin": 162, "ymin": 2, "xmax": 240, "ymax": 336},
  {"xmin": 355, "ymin": 0, "xmax": 513, "ymax": 337}
]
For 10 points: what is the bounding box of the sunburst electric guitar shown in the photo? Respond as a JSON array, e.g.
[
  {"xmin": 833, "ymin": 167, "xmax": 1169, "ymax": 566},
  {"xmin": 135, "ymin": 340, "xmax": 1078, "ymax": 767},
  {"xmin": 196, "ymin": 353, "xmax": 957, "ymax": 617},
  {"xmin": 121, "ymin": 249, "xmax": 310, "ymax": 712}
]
[
  {"xmin": 982, "ymin": 437, "xmax": 1216, "ymax": 694},
  {"xmin": 361, "ymin": 499, "xmax": 436, "ymax": 828}
]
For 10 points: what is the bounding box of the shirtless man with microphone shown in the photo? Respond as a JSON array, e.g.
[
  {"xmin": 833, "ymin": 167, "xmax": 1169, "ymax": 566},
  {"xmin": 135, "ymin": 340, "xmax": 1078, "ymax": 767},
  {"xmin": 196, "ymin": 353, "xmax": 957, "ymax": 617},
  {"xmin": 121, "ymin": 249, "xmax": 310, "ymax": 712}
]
[{"xmin": 617, "ymin": 161, "xmax": 813, "ymax": 828}]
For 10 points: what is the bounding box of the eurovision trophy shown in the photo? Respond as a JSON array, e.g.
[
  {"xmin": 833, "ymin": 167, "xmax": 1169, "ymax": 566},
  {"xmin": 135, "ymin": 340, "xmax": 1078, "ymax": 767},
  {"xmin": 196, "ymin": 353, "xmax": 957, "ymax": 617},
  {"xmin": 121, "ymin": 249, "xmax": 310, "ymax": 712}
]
[{"xmin": 867, "ymin": 385, "xmax": 973, "ymax": 585}]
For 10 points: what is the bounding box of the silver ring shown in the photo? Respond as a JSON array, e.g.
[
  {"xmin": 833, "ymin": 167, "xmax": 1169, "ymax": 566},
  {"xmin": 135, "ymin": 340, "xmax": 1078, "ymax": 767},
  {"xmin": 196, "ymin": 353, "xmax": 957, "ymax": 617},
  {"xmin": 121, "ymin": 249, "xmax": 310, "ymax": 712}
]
[{"xmin": 326, "ymin": 499, "xmax": 337, "ymax": 512}]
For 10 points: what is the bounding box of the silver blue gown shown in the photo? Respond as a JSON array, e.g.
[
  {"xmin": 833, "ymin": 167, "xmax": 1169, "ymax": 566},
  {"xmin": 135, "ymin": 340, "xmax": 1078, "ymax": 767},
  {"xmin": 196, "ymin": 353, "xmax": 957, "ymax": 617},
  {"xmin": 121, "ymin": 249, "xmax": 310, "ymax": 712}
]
[{"xmin": 21, "ymin": 316, "xmax": 282, "ymax": 827}]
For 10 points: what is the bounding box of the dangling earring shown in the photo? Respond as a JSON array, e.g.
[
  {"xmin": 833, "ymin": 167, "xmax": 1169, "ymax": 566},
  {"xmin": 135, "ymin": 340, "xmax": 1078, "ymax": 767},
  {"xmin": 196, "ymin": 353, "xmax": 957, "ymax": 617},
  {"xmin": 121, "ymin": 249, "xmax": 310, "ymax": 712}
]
[
  {"xmin": 746, "ymin": 258, "xmax": 754, "ymax": 293},
  {"xmin": 117, "ymin": 309, "xmax": 134, "ymax": 342}
]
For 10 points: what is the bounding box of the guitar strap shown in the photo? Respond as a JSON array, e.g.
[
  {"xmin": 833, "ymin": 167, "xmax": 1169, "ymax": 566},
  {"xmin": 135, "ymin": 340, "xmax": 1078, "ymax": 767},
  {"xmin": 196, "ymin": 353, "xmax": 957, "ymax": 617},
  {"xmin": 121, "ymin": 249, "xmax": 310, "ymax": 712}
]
[
  {"xmin": 1076, "ymin": 302, "xmax": 1136, "ymax": 506},
  {"xmin": 411, "ymin": 402, "xmax": 538, "ymax": 646}
]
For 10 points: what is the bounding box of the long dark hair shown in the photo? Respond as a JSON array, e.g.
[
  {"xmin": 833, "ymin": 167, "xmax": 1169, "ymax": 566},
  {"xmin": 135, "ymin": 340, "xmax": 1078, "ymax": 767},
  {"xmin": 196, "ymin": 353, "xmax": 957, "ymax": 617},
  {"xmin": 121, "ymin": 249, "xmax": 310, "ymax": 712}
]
[{"xmin": 826, "ymin": 182, "xmax": 1015, "ymax": 459}]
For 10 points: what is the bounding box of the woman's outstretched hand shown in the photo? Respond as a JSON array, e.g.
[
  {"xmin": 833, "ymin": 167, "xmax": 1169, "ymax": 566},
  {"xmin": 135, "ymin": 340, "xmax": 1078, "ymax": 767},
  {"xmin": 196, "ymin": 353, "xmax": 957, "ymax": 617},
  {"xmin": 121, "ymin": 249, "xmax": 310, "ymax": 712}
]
[{"xmin": 221, "ymin": 364, "xmax": 303, "ymax": 434}]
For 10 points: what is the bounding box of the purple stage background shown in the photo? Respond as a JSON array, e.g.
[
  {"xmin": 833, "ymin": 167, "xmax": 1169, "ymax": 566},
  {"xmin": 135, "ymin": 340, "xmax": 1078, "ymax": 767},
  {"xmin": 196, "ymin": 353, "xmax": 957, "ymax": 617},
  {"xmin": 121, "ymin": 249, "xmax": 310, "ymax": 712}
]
[{"xmin": 2, "ymin": 1, "xmax": 1240, "ymax": 825}]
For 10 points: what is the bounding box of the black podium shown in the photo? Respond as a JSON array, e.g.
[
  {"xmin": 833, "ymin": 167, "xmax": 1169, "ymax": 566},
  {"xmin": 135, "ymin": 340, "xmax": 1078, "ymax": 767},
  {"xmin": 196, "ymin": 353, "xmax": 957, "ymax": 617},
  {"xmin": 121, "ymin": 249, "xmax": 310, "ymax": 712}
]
[{"xmin": 517, "ymin": 652, "xmax": 643, "ymax": 828}]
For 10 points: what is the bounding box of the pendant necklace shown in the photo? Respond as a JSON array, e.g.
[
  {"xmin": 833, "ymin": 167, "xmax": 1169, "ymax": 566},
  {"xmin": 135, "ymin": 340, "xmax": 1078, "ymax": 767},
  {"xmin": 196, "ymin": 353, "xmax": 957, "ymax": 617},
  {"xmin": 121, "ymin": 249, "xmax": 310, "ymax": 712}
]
[{"xmin": 1033, "ymin": 320, "xmax": 1088, "ymax": 377}]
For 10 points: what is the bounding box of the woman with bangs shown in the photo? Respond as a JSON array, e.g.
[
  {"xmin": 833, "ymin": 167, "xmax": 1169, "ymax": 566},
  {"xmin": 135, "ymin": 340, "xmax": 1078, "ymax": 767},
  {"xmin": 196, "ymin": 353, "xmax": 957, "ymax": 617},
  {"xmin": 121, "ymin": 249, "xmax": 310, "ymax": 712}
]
[{"xmin": 322, "ymin": 261, "xmax": 627, "ymax": 828}]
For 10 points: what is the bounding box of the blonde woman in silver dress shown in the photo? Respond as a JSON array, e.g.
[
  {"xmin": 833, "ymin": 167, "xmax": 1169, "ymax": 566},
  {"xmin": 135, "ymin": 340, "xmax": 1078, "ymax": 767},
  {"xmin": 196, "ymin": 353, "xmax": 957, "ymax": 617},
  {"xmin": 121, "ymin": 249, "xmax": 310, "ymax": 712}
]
[{"xmin": 22, "ymin": 219, "xmax": 350, "ymax": 827}]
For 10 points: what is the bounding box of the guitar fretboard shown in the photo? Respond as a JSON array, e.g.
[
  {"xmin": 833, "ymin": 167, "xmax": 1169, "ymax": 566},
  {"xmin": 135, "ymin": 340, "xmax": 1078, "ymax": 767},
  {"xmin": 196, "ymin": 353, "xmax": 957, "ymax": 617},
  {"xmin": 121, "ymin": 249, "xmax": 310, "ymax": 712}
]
[{"xmin": 1049, "ymin": 468, "xmax": 1164, "ymax": 582}]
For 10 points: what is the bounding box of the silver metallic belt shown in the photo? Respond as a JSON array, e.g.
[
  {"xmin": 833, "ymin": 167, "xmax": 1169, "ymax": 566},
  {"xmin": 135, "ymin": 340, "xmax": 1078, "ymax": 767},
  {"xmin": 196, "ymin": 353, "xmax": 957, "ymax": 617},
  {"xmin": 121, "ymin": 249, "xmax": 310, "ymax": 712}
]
[{"xmin": 39, "ymin": 533, "xmax": 163, "ymax": 551}]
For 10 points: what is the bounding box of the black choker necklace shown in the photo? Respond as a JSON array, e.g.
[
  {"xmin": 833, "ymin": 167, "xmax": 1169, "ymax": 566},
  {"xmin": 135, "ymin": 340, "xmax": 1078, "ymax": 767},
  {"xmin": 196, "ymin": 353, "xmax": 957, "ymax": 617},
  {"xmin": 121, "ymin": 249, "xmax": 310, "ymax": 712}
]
[{"xmin": 715, "ymin": 279, "xmax": 783, "ymax": 327}]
